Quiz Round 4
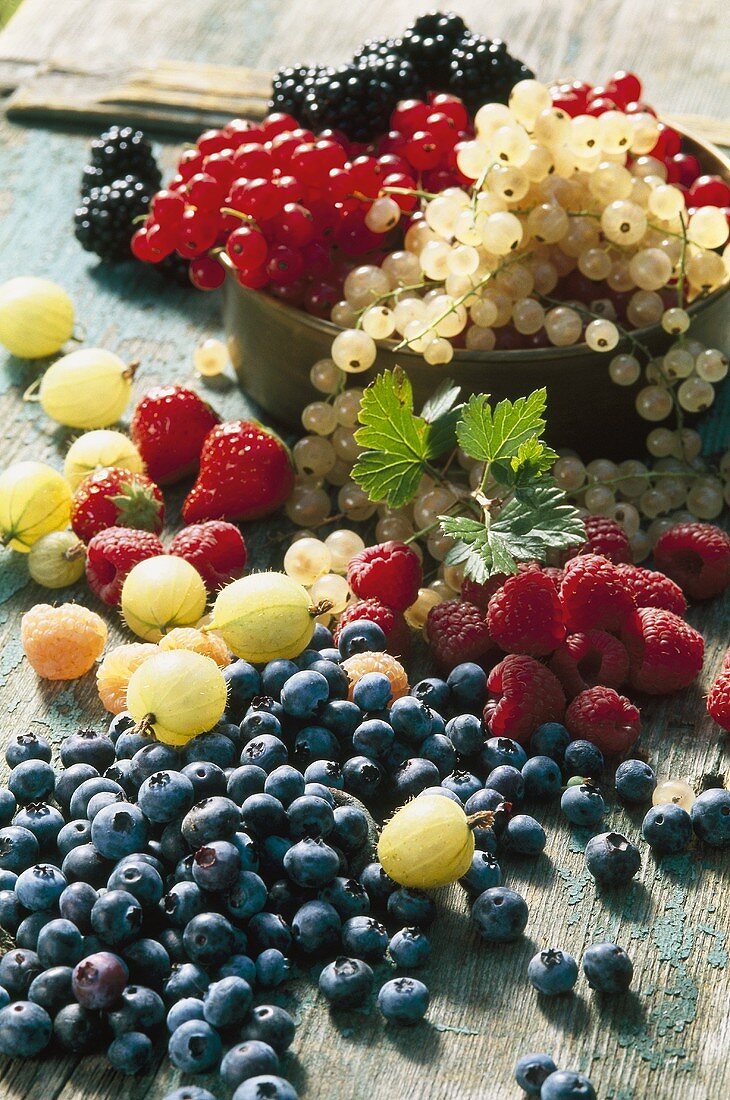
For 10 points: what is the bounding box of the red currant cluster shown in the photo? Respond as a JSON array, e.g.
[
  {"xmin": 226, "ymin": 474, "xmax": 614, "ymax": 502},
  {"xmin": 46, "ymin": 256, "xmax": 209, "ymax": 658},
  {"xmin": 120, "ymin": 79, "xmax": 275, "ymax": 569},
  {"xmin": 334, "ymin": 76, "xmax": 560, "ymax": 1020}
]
[
  {"xmin": 131, "ymin": 94, "xmax": 475, "ymax": 310},
  {"xmin": 551, "ymin": 71, "xmax": 730, "ymax": 210}
]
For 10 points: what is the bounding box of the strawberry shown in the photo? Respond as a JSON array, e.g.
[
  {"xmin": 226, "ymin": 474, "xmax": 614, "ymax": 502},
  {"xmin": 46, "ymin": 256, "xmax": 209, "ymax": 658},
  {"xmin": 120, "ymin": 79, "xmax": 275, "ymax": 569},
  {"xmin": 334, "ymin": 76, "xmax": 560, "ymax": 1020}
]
[
  {"xmin": 182, "ymin": 421, "xmax": 294, "ymax": 524},
  {"xmin": 169, "ymin": 521, "xmax": 248, "ymax": 592},
  {"xmin": 85, "ymin": 526, "xmax": 164, "ymax": 605},
  {"xmin": 71, "ymin": 467, "xmax": 164, "ymax": 543},
  {"xmin": 130, "ymin": 385, "xmax": 220, "ymax": 486}
]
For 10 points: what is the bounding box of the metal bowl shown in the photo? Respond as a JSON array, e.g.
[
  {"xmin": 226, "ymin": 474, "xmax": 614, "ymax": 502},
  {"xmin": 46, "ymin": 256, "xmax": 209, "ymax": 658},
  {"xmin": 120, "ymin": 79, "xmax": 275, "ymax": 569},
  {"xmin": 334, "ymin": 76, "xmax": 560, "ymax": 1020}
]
[{"xmin": 223, "ymin": 127, "xmax": 730, "ymax": 459}]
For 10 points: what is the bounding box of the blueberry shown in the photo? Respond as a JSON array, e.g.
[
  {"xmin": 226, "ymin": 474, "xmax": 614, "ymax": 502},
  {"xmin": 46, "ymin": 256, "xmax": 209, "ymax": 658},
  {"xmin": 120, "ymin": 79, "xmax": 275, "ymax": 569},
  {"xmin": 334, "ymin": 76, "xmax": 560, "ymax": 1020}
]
[
  {"xmin": 280, "ymin": 670, "xmax": 330, "ymax": 719},
  {"xmin": 107, "ymin": 1030, "xmax": 154, "ymax": 1074},
  {"xmin": 108, "ymin": 859, "xmax": 164, "ymax": 908},
  {"xmin": 91, "ymin": 889, "xmax": 143, "ymax": 946},
  {"xmin": 53, "ymin": 764, "xmax": 98, "ymax": 815},
  {"xmin": 168, "ymin": 1018, "xmax": 222, "ymax": 1073},
  {"xmin": 228, "ymin": 765, "xmax": 268, "ymax": 804},
  {"xmin": 338, "ymin": 619, "xmax": 387, "ymax": 658},
  {"xmin": 182, "ymin": 796, "xmax": 241, "ymax": 846},
  {"xmin": 114, "ymin": 730, "xmax": 150, "ymax": 759},
  {"xmin": 0, "ymin": 949, "xmax": 43, "ymax": 997},
  {"xmin": 411, "ymin": 677, "xmax": 450, "ymax": 712},
  {"xmin": 442, "ymin": 770, "xmax": 482, "ymax": 803},
  {"xmin": 53, "ymin": 1002, "xmax": 99, "ymax": 1052},
  {"xmin": 91, "ymin": 803, "xmax": 148, "ymax": 860},
  {"xmin": 502, "ymin": 814, "xmax": 547, "ymax": 856},
  {"xmin": 560, "ymin": 783, "xmax": 606, "ymax": 828},
  {"xmin": 232, "ymin": 1077, "xmax": 299, "ymax": 1100},
  {"xmin": 14, "ymin": 801, "xmax": 65, "ymax": 849},
  {"xmin": 319, "ymin": 699, "xmax": 362, "ymax": 739},
  {"xmin": 56, "ymin": 819, "xmax": 91, "ymax": 859},
  {"xmin": 389, "ymin": 697, "xmax": 432, "ymax": 746},
  {"xmin": 86, "ymin": 790, "xmax": 126, "ymax": 821},
  {"xmin": 419, "ymin": 785, "xmax": 462, "ymax": 803},
  {"xmin": 445, "ymin": 713, "xmax": 484, "ymax": 756},
  {"xmin": 0, "ymin": 1000, "xmax": 52, "ymax": 1056},
  {"xmin": 256, "ymin": 948, "xmax": 291, "ymax": 989},
  {"xmin": 138, "ymin": 769, "xmax": 195, "ymax": 823},
  {"xmin": 540, "ymin": 1070, "xmax": 597, "ymax": 1099},
  {"xmin": 342, "ymin": 756, "xmax": 383, "ymax": 799},
  {"xmin": 162, "ymin": 881, "xmax": 206, "ymax": 927},
  {"xmin": 294, "ymin": 725, "xmax": 339, "ymax": 765},
  {"xmin": 585, "ymin": 831, "xmax": 641, "ymax": 885},
  {"xmin": 248, "ymin": 911, "xmax": 292, "ymax": 955},
  {"xmin": 291, "ymin": 899, "xmax": 341, "ymax": 954},
  {"xmin": 163, "ymin": 962, "xmax": 210, "ymax": 1003},
  {"xmin": 220, "ymin": 1040, "xmax": 280, "ymax": 1090},
  {"xmin": 303, "ymin": 759, "xmax": 344, "ymax": 789},
  {"xmin": 342, "ymin": 915, "xmax": 388, "ymax": 960},
  {"xmin": 388, "ymin": 925, "xmax": 432, "ymax": 968},
  {"xmin": 459, "ymin": 851, "xmax": 502, "ymax": 895},
  {"xmin": 167, "ymin": 997, "xmax": 205, "ymax": 1032},
  {"xmin": 352, "ymin": 718, "xmax": 394, "ymax": 760},
  {"xmin": 8, "ymin": 760, "xmax": 55, "ymax": 804},
  {"xmin": 0, "ymin": 891, "xmax": 23, "ymax": 934},
  {"xmin": 392, "ymin": 757, "xmax": 441, "ymax": 799},
  {"xmin": 104, "ymin": 760, "xmax": 139, "ymax": 798},
  {"xmin": 27, "ymin": 964, "xmax": 73, "ymax": 1015},
  {"xmin": 319, "ymin": 955, "xmax": 374, "ymax": 1008},
  {"xmin": 264, "ymin": 765, "xmax": 305, "ymax": 808},
  {"xmin": 377, "ymin": 976, "xmax": 429, "ymax": 1024},
  {"xmin": 691, "ymin": 788, "xmax": 730, "ymax": 848},
  {"xmin": 427, "ymin": 708, "xmax": 446, "ymax": 736},
  {"xmin": 527, "ymin": 947, "xmax": 578, "ymax": 995},
  {"xmin": 189, "ymin": 840, "xmax": 240, "ymax": 893},
  {"xmin": 183, "ymin": 912, "xmax": 236, "ymax": 968},
  {"xmin": 6, "ymin": 732, "xmax": 52, "ymax": 768},
  {"xmin": 514, "ymin": 1051, "xmax": 558, "ymax": 1095},
  {"xmin": 352, "ymin": 671, "xmax": 393, "ymax": 712},
  {"xmin": 223, "ymin": 659, "xmax": 262, "ymax": 721},
  {"xmin": 615, "ymin": 758, "xmax": 656, "ymax": 803},
  {"xmin": 226, "ymin": 871, "xmax": 268, "ymax": 921},
  {"xmin": 472, "ymin": 887, "xmax": 528, "ymax": 942},
  {"xmin": 530, "ymin": 722, "xmax": 570, "ymax": 762},
  {"xmin": 0, "ymin": 790, "xmax": 17, "ymax": 827},
  {"xmin": 61, "ymin": 842, "xmax": 111, "ymax": 888},
  {"xmin": 72, "ymin": 950, "xmax": 129, "ymax": 1010},
  {"xmin": 522, "ymin": 756, "xmax": 563, "ymax": 801},
  {"xmin": 157, "ymin": 928, "xmax": 186, "ymax": 965},
  {"xmin": 203, "ymin": 975, "xmax": 253, "ymax": 1027},
  {"xmin": 240, "ymin": 707, "xmax": 283, "ymax": 743},
  {"xmin": 69, "ymin": 777, "xmax": 124, "ymax": 819},
  {"xmin": 60, "ymin": 729, "xmax": 115, "ymax": 772},
  {"xmin": 582, "ymin": 942, "xmax": 633, "ymax": 992},
  {"xmin": 359, "ymin": 862, "xmax": 397, "ymax": 908},
  {"xmin": 36, "ymin": 918, "xmax": 84, "ymax": 968},
  {"xmin": 311, "ymin": 622, "xmax": 334, "ymax": 650},
  {"xmin": 287, "ymin": 794, "xmax": 335, "ymax": 840},
  {"xmin": 58, "ymin": 881, "xmax": 98, "ymax": 932},
  {"xmin": 16, "ymin": 912, "xmax": 52, "ymax": 951},
  {"xmin": 642, "ymin": 803, "xmax": 693, "ymax": 854},
  {"xmin": 331, "ymin": 804, "xmax": 369, "ymax": 854},
  {"xmin": 182, "ymin": 761, "xmax": 227, "ymax": 799},
  {"xmin": 16, "ymin": 863, "xmax": 66, "ymax": 912},
  {"xmin": 284, "ymin": 837, "xmax": 340, "ymax": 888},
  {"xmin": 108, "ymin": 985, "xmax": 165, "ymax": 1034},
  {"xmin": 485, "ymin": 764, "xmax": 525, "ymax": 803},
  {"xmin": 387, "ymin": 888, "xmax": 436, "ymax": 928},
  {"xmin": 108, "ymin": 711, "xmax": 135, "ymax": 743},
  {"xmin": 241, "ymin": 734, "xmax": 289, "ymax": 774},
  {"xmin": 257, "ymin": 833, "xmax": 288, "ymax": 879},
  {"xmin": 308, "ymin": 659, "xmax": 349, "ymax": 700},
  {"xmin": 239, "ymin": 1003, "xmax": 296, "ymax": 1053},
  {"xmin": 447, "ymin": 663, "xmax": 487, "ymax": 712},
  {"xmin": 564, "ymin": 740, "xmax": 604, "ymax": 779},
  {"xmin": 124, "ymin": 938, "xmax": 171, "ymax": 987},
  {"xmin": 183, "ymin": 730, "xmax": 237, "ymax": 769},
  {"xmin": 481, "ymin": 736, "xmax": 528, "ymax": 773}
]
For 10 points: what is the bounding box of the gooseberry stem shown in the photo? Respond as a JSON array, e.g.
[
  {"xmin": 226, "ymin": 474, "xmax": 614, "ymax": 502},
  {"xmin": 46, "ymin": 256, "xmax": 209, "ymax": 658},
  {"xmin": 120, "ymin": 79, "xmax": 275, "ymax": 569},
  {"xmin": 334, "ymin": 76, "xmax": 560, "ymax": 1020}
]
[
  {"xmin": 133, "ymin": 713, "xmax": 155, "ymax": 738},
  {"xmin": 309, "ymin": 600, "xmax": 334, "ymax": 618},
  {"xmin": 466, "ymin": 810, "xmax": 495, "ymax": 831}
]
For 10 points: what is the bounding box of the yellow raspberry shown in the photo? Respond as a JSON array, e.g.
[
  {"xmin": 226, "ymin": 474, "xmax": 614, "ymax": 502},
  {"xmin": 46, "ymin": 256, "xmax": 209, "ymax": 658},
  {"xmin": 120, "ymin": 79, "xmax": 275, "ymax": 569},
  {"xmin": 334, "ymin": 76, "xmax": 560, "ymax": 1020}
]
[
  {"xmin": 341, "ymin": 651, "xmax": 409, "ymax": 703},
  {"xmin": 97, "ymin": 642, "xmax": 157, "ymax": 713},
  {"xmin": 159, "ymin": 627, "xmax": 230, "ymax": 667},
  {"xmin": 21, "ymin": 603, "xmax": 107, "ymax": 681}
]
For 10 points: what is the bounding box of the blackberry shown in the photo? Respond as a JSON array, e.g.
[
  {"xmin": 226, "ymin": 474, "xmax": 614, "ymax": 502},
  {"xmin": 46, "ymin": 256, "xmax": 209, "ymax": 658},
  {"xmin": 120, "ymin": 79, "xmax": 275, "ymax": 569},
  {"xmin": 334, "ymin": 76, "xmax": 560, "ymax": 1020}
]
[
  {"xmin": 449, "ymin": 36, "xmax": 534, "ymax": 114},
  {"xmin": 83, "ymin": 126, "xmax": 161, "ymax": 192},
  {"xmin": 269, "ymin": 64, "xmax": 324, "ymax": 125},
  {"xmin": 305, "ymin": 59, "xmax": 414, "ymax": 143},
  {"xmin": 354, "ymin": 48, "xmax": 423, "ymax": 104},
  {"xmin": 74, "ymin": 175, "xmax": 154, "ymax": 262},
  {"xmin": 399, "ymin": 11, "xmax": 470, "ymax": 88}
]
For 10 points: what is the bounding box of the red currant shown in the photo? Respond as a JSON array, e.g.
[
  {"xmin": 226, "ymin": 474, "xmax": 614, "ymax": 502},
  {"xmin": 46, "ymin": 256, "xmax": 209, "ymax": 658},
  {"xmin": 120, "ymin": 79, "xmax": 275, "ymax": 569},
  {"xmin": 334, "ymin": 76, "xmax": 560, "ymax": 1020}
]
[
  {"xmin": 176, "ymin": 208, "xmax": 219, "ymax": 257},
  {"xmin": 269, "ymin": 129, "xmax": 316, "ymax": 171},
  {"xmin": 606, "ymin": 70, "xmax": 642, "ymax": 106},
  {"xmin": 303, "ymin": 279, "xmax": 340, "ymax": 318},
  {"xmin": 671, "ymin": 153, "xmax": 702, "ymax": 188},
  {"xmin": 404, "ymin": 130, "xmax": 441, "ymax": 172},
  {"xmin": 291, "ymin": 140, "xmax": 348, "ymax": 186},
  {"xmin": 260, "ymin": 112, "xmax": 298, "ymax": 138},
  {"xmin": 585, "ymin": 97, "xmax": 618, "ymax": 117},
  {"xmin": 235, "ymin": 265, "xmax": 269, "ymax": 289},
  {"xmin": 232, "ymin": 143, "xmax": 274, "ymax": 179},
  {"xmin": 425, "ymin": 111, "xmax": 458, "ymax": 153},
  {"xmin": 266, "ymin": 244, "xmax": 304, "ymax": 285},
  {"xmin": 301, "ymin": 240, "xmax": 333, "ymax": 277},
  {"xmin": 186, "ymin": 172, "xmax": 225, "ymax": 210},
  {"xmin": 429, "ymin": 93, "xmax": 468, "ymax": 130},
  {"xmin": 223, "ymin": 118, "xmax": 264, "ymax": 146},
  {"xmin": 189, "ymin": 255, "xmax": 225, "ymax": 290},
  {"xmin": 381, "ymin": 172, "xmax": 418, "ymax": 212},
  {"xmin": 390, "ymin": 99, "xmax": 431, "ymax": 137},
  {"xmin": 688, "ymin": 174, "xmax": 730, "ymax": 208},
  {"xmin": 228, "ymin": 177, "xmax": 283, "ymax": 221},
  {"xmin": 177, "ymin": 149, "xmax": 205, "ymax": 182},
  {"xmin": 270, "ymin": 202, "xmax": 315, "ymax": 247},
  {"xmin": 131, "ymin": 228, "xmax": 155, "ymax": 262},
  {"xmin": 269, "ymin": 280, "xmax": 306, "ymax": 306},
  {"xmin": 203, "ymin": 152, "xmax": 237, "ymax": 188},
  {"xmin": 151, "ymin": 189, "xmax": 186, "ymax": 223},
  {"xmin": 197, "ymin": 129, "xmax": 229, "ymax": 155},
  {"xmin": 226, "ymin": 226, "xmax": 268, "ymax": 271}
]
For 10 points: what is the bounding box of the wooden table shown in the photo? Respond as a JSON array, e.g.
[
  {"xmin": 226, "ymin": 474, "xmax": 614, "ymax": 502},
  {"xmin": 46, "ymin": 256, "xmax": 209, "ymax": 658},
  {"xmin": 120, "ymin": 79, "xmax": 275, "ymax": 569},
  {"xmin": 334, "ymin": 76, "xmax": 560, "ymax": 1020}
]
[{"xmin": 0, "ymin": 2, "xmax": 728, "ymax": 1098}]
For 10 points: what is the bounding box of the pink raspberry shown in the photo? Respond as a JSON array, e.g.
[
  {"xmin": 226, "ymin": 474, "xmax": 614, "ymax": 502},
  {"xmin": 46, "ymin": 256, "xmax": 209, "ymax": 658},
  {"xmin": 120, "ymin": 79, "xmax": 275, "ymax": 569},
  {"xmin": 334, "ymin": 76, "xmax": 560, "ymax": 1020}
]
[
  {"xmin": 487, "ymin": 570, "xmax": 565, "ymax": 657},
  {"xmin": 549, "ymin": 630, "xmax": 629, "ymax": 698},
  {"xmin": 622, "ymin": 607, "xmax": 704, "ymax": 695},
  {"xmin": 85, "ymin": 526, "xmax": 164, "ymax": 606},
  {"xmin": 484, "ymin": 654, "xmax": 566, "ymax": 745},
  {"xmin": 565, "ymin": 686, "xmax": 640, "ymax": 756},
  {"xmin": 334, "ymin": 598, "xmax": 411, "ymax": 658},
  {"xmin": 560, "ymin": 554, "xmax": 635, "ymax": 634},
  {"xmin": 707, "ymin": 672, "xmax": 730, "ymax": 731},
  {"xmin": 614, "ymin": 563, "xmax": 687, "ymax": 617},
  {"xmin": 168, "ymin": 520, "xmax": 247, "ymax": 592},
  {"xmin": 426, "ymin": 599, "xmax": 497, "ymax": 673},
  {"xmin": 653, "ymin": 522, "xmax": 730, "ymax": 601},
  {"xmin": 580, "ymin": 515, "xmax": 632, "ymax": 564},
  {"xmin": 347, "ymin": 540, "xmax": 422, "ymax": 612}
]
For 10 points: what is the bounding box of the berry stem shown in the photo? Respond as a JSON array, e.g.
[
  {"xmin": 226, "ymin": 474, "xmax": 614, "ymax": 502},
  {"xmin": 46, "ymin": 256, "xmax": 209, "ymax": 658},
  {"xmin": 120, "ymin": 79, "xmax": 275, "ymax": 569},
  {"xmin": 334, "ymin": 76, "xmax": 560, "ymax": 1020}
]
[
  {"xmin": 466, "ymin": 810, "xmax": 495, "ymax": 831},
  {"xmin": 122, "ymin": 360, "xmax": 140, "ymax": 381},
  {"xmin": 309, "ymin": 600, "xmax": 334, "ymax": 618},
  {"xmin": 132, "ymin": 713, "xmax": 155, "ymax": 738}
]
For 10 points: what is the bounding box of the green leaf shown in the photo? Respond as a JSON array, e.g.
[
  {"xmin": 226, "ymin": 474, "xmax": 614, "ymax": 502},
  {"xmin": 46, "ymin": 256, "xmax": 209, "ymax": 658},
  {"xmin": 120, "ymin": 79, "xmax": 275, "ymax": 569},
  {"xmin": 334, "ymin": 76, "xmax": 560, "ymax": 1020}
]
[
  {"xmin": 489, "ymin": 482, "xmax": 586, "ymax": 560},
  {"xmin": 352, "ymin": 368, "xmax": 431, "ymax": 506},
  {"xmin": 421, "ymin": 380, "xmax": 461, "ymax": 423},
  {"xmin": 424, "ymin": 407, "xmax": 461, "ymax": 458},
  {"xmin": 440, "ymin": 515, "xmax": 497, "ymax": 585},
  {"xmin": 456, "ymin": 389, "xmax": 548, "ymax": 465},
  {"xmin": 511, "ymin": 438, "xmax": 558, "ymax": 478},
  {"xmin": 353, "ymin": 451, "xmax": 425, "ymax": 508}
]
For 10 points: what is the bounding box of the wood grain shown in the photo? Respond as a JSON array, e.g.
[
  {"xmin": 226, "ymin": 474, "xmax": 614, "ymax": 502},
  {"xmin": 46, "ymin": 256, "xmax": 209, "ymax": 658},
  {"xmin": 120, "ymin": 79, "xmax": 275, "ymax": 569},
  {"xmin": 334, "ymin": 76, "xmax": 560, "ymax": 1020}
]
[{"xmin": 0, "ymin": 2, "xmax": 729, "ymax": 1100}]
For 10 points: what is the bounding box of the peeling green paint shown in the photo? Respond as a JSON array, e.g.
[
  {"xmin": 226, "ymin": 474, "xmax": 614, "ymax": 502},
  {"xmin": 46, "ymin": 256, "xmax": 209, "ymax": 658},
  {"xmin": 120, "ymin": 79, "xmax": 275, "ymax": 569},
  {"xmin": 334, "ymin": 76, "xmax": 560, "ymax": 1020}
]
[{"xmin": 697, "ymin": 923, "xmax": 728, "ymax": 968}]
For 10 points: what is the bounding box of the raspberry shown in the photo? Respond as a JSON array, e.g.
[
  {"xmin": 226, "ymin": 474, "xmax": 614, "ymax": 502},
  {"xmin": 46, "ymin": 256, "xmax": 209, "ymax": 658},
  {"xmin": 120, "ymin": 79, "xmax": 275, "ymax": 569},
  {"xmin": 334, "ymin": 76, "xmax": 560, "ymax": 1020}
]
[
  {"xmin": 158, "ymin": 627, "xmax": 231, "ymax": 667},
  {"xmin": 96, "ymin": 642, "xmax": 158, "ymax": 713},
  {"xmin": 347, "ymin": 541, "xmax": 423, "ymax": 612},
  {"xmin": 21, "ymin": 603, "xmax": 108, "ymax": 681},
  {"xmin": 334, "ymin": 598, "xmax": 411, "ymax": 658},
  {"xmin": 341, "ymin": 651, "xmax": 409, "ymax": 702},
  {"xmin": 560, "ymin": 554, "xmax": 635, "ymax": 634},
  {"xmin": 653, "ymin": 522, "xmax": 730, "ymax": 601},
  {"xmin": 85, "ymin": 526, "xmax": 164, "ymax": 605},
  {"xmin": 461, "ymin": 562, "xmax": 541, "ymax": 612},
  {"xmin": 622, "ymin": 607, "xmax": 704, "ymax": 695},
  {"xmin": 542, "ymin": 566, "xmax": 565, "ymax": 587},
  {"xmin": 565, "ymin": 686, "xmax": 640, "ymax": 756},
  {"xmin": 614, "ymin": 563, "xmax": 687, "ymax": 616},
  {"xmin": 549, "ymin": 630, "xmax": 629, "ymax": 698},
  {"xmin": 487, "ymin": 570, "xmax": 565, "ymax": 657},
  {"xmin": 168, "ymin": 521, "xmax": 247, "ymax": 592},
  {"xmin": 707, "ymin": 671, "xmax": 730, "ymax": 731},
  {"xmin": 484, "ymin": 654, "xmax": 566, "ymax": 745},
  {"xmin": 425, "ymin": 599, "xmax": 497, "ymax": 672},
  {"xmin": 580, "ymin": 516, "xmax": 632, "ymax": 564}
]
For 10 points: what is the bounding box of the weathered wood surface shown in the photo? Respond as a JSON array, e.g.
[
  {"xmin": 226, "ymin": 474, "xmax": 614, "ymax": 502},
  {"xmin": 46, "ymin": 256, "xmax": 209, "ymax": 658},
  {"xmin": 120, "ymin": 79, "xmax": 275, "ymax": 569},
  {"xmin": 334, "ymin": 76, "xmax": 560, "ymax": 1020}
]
[{"xmin": 0, "ymin": 2, "xmax": 728, "ymax": 1099}]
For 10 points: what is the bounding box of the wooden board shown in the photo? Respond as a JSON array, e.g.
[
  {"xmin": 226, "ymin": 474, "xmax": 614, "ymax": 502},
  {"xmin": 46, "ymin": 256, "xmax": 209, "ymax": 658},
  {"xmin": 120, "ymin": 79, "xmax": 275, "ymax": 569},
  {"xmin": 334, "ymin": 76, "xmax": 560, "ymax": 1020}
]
[{"xmin": 0, "ymin": 3, "xmax": 729, "ymax": 1100}]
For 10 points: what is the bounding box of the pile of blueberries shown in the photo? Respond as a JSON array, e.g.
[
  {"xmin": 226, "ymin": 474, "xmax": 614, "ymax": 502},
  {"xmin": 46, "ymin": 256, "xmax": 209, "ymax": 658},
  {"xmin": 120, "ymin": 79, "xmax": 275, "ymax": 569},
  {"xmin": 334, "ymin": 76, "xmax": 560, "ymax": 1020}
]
[{"xmin": 0, "ymin": 617, "xmax": 729, "ymax": 1100}]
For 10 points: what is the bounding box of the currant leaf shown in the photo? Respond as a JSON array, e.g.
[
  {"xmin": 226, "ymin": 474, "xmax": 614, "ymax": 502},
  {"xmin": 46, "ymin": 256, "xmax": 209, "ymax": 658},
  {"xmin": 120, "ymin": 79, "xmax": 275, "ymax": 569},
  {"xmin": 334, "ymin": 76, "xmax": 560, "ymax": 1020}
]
[{"xmin": 457, "ymin": 388, "xmax": 548, "ymax": 465}]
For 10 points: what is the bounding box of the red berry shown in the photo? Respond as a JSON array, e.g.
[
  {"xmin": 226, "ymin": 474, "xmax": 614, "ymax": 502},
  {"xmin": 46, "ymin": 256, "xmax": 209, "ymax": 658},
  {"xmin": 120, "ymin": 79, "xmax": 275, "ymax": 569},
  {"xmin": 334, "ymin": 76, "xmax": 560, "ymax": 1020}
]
[
  {"xmin": 426, "ymin": 599, "xmax": 496, "ymax": 673},
  {"xmin": 487, "ymin": 570, "xmax": 565, "ymax": 657},
  {"xmin": 231, "ymin": 143, "xmax": 274, "ymax": 178},
  {"xmin": 614, "ymin": 563, "xmax": 687, "ymax": 616},
  {"xmin": 176, "ymin": 208, "xmax": 218, "ymax": 257},
  {"xmin": 461, "ymin": 562, "xmax": 541, "ymax": 611},
  {"xmin": 169, "ymin": 520, "xmax": 247, "ymax": 592},
  {"xmin": 565, "ymin": 686, "xmax": 640, "ymax": 756},
  {"xmin": 266, "ymin": 244, "xmax": 304, "ymax": 285},
  {"xmin": 334, "ymin": 598, "xmax": 411, "ymax": 658},
  {"xmin": 226, "ymin": 226, "xmax": 268, "ymax": 271},
  {"xmin": 85, "ymin": 526, "xmax": 164, "ymax": 605},
  {"xmin": 71, "ymin": 468, "xmax": 164, "ymax": 544},
  {"xmin": 270, "ymin": 203, "xmax": 315, "ymax": 247},
  {"xmin": 653, "ymin": 522, "xmax": 730, "ymax": 601},
  {"xmin": 189, "ymin": 255, "xmax": 225, "ymax": 290},
  {"xmin": 186, "ymin": 172, "xmax": 225, "ymax": 210},
  {"xmin": 484, "ymin": 655, "xmax": 566, "ymax": 745},
  {"xmin": 428, "ymin": 93, "xmax": 468, "ymax": 130},
  {"xmin": 688, "ymin": 174, "xmax": 730, "ymax": 208},
  {"xmin": 605, "ymin": 70, "xmax": 642, "ymax": 105},
  {"xmin": 560, "ymin": 554, "xmax": 636, "ymax": 634},
  {"xmin": 549, "ymin": 630, "xmax": 629, "ymax": 698},
  {"xmin": 151, "ymin": 189, "xmax": 186, "ymax": 224},
  {"xmin": 622, "ymin": 607, "xmax": 704, "ymax": 695},
  {"xmin": 707, "ymin": 671, "xmax": 730, "ymax": 731},
  {"xmin": 404, "ymin": 130, "xmax": 441, "ymax": 171},
  {"xmin": 347, "ymin": 541, "xmax": 423, "ymax": 612},
  {"xmin": 581, "ymin": 516, "xmax": 632, "ymax": 564},
  {"xmin": 228, "ymin": 177, "xmax": 282, "ymax": 221},
  {"xmin": 130, "ymin": 385, "xmax": 220, "ymax": 487},
  {"xmin": 390, "ymin": 100, "xmax": 431, "ymax": 137}
]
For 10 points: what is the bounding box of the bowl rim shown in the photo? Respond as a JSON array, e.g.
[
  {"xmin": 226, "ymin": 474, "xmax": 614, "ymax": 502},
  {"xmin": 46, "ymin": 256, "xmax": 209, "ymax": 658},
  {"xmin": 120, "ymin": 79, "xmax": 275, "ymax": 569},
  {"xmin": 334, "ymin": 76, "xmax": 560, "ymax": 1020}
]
[{"xmin": 226, "ymin": 122, "xmax": 730, "ymax": 364}]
